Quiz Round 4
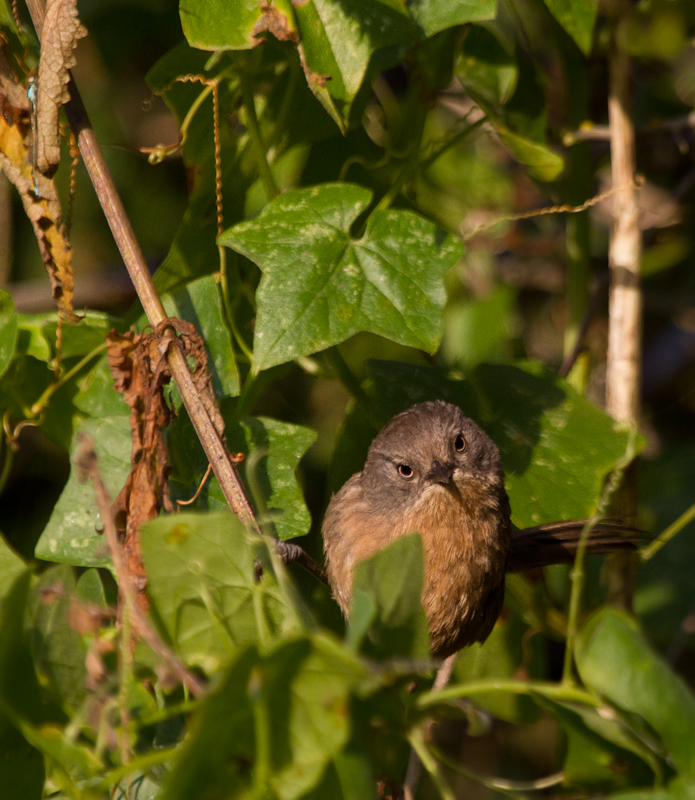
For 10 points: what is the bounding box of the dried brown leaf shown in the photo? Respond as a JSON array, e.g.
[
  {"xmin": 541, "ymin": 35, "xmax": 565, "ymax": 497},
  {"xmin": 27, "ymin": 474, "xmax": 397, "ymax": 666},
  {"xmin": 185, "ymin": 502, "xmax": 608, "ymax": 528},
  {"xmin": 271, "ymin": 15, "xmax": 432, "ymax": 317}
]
[
  {"xmin": 36, "ymin": 0, "xmax": 87, "ymax": 175},
  {"xmin": 106, "ymin": 319, "xmax": 225, "ymax": 614},
  {"xmin": 0, "ymin": 47, "xmax": 77, "ymax": 321}
]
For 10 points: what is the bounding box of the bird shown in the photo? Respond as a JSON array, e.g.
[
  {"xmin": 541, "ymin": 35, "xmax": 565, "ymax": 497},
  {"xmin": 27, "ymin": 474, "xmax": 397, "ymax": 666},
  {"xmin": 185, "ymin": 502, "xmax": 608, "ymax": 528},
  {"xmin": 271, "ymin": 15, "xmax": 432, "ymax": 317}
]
[{"xmin": 321, "ymin": 400, "xmax": 639, "ymax": 659}]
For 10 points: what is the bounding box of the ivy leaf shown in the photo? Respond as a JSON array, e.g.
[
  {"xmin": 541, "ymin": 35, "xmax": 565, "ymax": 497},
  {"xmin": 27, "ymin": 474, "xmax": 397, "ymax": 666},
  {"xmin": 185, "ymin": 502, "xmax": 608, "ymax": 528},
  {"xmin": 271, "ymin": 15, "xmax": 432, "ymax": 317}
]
[
  {"xmin": 141, "ymin": 512, "xmax": 301, "ymax": 672},
  {"xmin": 35, "ymin": 415, "xmax": 131, "ymax": 568},
  {"xmin": 543, "ymin": 0, "xmax": 598, "ymax": 56},
  {"xmin": 220, "ymin": 184, "xmax": 463, "ymax": 371},
  {"xmin": 169, "ymin": 406, "xmax": 316, "ymax": 541}
]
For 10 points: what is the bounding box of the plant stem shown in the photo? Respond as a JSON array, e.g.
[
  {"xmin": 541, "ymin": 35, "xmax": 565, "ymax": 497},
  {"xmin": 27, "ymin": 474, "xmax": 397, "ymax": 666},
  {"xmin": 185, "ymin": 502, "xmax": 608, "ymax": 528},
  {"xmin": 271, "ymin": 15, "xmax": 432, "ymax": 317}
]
[
  {"xmin": 641, "ymin": 501, "xmax": 695, "ymax": 562},
  {"xmin": 374, "ymin": 105, "xmax": 427, "ymax": 213},
  {"xmin": 417, "ymin": 679, "xmax": 600, "ymax": 710},
  {"xmin": 30, "ymin": 341, "xmax": 107, "ymax": 415},
  {"xmin": 241, "ymin": 72, "xmax": 278, "ymax": 201}
]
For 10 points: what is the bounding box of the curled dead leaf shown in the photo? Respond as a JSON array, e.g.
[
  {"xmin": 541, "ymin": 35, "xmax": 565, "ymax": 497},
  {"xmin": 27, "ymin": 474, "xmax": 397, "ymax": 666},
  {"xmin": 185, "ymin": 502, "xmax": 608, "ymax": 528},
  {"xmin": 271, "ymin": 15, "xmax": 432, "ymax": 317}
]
[
  {"xmin": 0, "ymin": 47, "xmax": 77, "ymax": 321},
  {"xmin": 35, "ymin": 0, "xmax": 88, "ymax": 175},
  {"xmin": 107, "ymin": 318, "xmax": 225, "ymax": 614}
]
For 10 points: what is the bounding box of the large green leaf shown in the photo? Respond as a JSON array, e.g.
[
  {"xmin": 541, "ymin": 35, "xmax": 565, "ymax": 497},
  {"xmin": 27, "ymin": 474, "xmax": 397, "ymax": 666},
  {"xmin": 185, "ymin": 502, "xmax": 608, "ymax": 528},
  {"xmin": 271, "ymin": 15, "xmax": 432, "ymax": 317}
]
[
  {"xmin": 141, "ymin": 512, "xmax": 301, "ymax": 672},
  {"xmin": 180, "ymin": 0, "xmax": 298, "ymax": 50},
  {"xmin": 35, "ymin": 415, "xmax": 131, "ymax": 568},
  {"xmin": 577, "ymin": 608, "xmax": 695, "ymax": 778},
  {"xmin": 0, "ymin": 290, "xmax": 17, "ymax": 379},
  {"xmin": 543, "ymin": 0, "xmax": 598, "ymax": 55},
  {"xmin": 220, "ymin": 184, "xmax": 463, "ymax": 371},
  {"xmin": 328, "ymin": 361, "xmax": 640, "ymax": 528},
  {"xmin": 169, "ymin": 406, "xmax": 316, "ymax": 541},
  {"xmin": 350, "ymin": 533, "xmax": 430, "ymax": 660},
  {"xmin": 161, "ymin": 636, "xmax": 366, "ymax": 800},
  {"xmin": 27, "ymin": 566, "xmax": 87, "ymax": 714},
  {"xmin": 407, "ymin": 0, "xmax": 497, "ymax": 36}
]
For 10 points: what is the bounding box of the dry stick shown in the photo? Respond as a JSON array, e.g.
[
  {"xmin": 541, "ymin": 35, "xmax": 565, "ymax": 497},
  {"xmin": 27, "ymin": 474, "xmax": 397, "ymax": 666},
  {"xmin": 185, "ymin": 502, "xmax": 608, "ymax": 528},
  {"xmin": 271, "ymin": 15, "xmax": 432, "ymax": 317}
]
[
  {"xmin": 25, "ymin": 0, "xmax": 258, "ymax": 533},
  {"xmin": 605, "ymin": 0, "xmax": 643, "ymax": 609},
  {"xmin": 75, "ymin": 433, "xmax": 205, "ymax": 698}
]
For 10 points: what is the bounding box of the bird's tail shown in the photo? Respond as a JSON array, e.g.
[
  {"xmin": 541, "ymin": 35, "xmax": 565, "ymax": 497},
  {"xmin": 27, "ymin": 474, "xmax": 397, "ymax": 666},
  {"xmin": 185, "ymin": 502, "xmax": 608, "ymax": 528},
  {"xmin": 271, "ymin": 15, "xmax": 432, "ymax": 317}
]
[{"xmin": 507, "ymin": 520, "xmax": 645, "ymax": 573}]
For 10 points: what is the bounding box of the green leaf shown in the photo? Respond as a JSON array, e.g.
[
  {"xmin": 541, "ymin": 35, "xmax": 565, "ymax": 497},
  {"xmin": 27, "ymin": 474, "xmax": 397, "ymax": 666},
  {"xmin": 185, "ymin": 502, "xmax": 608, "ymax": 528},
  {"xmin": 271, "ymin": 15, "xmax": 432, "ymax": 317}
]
[
  {"xmin": 454, "ymin": 613, "xmax": 543, "ymax": 723},
  {"xmin": 536, "ymin": 696, "xmax": 660, "ymax": 788},
  {"xmin": 293, "ymin": 0, "xmax": 414, "ymax": 128},
  {"xmin": 457, "ymin": 28, "xmax": 565, "ymax": 182},
  {"xmin": 329, "ymin": 360, "xmax": 639, "ymax": 528},
  {"xmin": 0, "ymin": 290, "xmax": 17, "ymax": 379},
  {"xmin": 73, "ymin": 354, "xmax": 130, "ymax": 418},
  {"xmin": 159, "ymin": 274, "xmax": 240, "ymax": 398},
  {"xmin": 221, "ymin": 184, "xmax": 463, "ymax": 370},
  {"xmin": 351, "ymin": 534, "xmax": 430, "ymax": 660},
  {"xmin": 407, "ymin": 0, "xmax": 497, "ymax": 36},
  {"xmin": 543, "ymin": 0, "xmax": 597, "ymax": 55},
  {"xmin": 141, "ymin": 512, "xmax": 301, "ymax": 672},
  {"xmin": 0, "ymin": 572, "xmax": 46, "ymax": 726},
  {"xmin": 577, "ymin": 608, "xmax": 695, "ymax": 778},
  {"xmin": 28, "ymin": 566, "xmax": 87, "ymax": 714},
  {"xmin": 496, "ymin": 127, "xmax": 565, "ymax": 182},
  {"xmin": 170, "ymin": 407, "xmax": 316, "ymax": 541},
  {"xmin": 35, "ymin": 415, "xmax": 132, "ymax": 567},
  {"xmin": 0, "ymin": 536, "xmax": 26, "ymax": 604},
  {"xmin": 161, "ymin": 636, "xmax": 366, "ymax": 800},
  {"xmin": 180, "ymin": 0, "xmax": 297, "ymax": 50},
  {"xmin": 441, "ymin": 285, "xmax": 516, "ymax": 368},
  {"xmin": 456, "ymin": 24, "xmax": 518, "ymax": 109}
]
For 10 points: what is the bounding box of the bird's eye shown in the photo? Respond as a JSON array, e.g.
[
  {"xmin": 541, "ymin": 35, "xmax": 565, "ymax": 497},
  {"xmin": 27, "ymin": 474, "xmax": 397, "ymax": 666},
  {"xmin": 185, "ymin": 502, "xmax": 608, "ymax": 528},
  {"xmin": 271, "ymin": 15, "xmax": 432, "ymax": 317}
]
[
  {"xmin": 397, "ymin": 464, "xmax": 414, "ymax": 480},
  {"xmin": 454, "ymin": 434, "xmax": 466, "ymax": 453}
]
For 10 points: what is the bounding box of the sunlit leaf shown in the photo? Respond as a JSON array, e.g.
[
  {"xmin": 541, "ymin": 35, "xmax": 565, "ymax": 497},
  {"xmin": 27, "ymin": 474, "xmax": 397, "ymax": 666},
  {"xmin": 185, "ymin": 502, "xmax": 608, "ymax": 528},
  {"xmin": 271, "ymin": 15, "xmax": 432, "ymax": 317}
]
[
  {"xmin": 221, "ymin": 183, "xmax": 463, "ymax": 370},
  {"xmin": 543, "ymin": 0, "xmax": 597, "ymax": 55},
  {"xmin": 35, "ymin": 415, "xmax": 131, "ymax": 567},
  {"xmin": 577, "ymin": 608, "xmax": 695, "ymax": 778},
  {"xmin": 141, "ymin": 512, "xmax": 300, "ymax": 672}
]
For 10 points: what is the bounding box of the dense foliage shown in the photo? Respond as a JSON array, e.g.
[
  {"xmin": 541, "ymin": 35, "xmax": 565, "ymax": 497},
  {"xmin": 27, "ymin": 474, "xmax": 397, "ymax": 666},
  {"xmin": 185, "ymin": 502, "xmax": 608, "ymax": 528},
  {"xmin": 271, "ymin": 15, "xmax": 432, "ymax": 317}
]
[{"xmin": 0, "ymin": 0, "xmax": 694, "ymax": 798}]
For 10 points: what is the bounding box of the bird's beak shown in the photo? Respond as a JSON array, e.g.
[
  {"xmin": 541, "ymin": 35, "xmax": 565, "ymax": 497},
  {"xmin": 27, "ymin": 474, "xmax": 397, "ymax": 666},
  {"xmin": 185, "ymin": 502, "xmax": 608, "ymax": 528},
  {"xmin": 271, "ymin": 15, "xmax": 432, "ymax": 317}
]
[{"xmin": 427, "ymin": 460, "xmax": 451, "ymax": 485}]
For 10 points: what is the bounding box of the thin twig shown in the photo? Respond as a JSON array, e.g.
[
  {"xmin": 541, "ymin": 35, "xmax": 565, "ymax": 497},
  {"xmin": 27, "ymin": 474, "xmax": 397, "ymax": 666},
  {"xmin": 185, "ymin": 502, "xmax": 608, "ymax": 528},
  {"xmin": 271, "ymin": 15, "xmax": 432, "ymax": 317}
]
[{"xmin": 74, "ymin": 432, "xmax": 206, "ymax": 698}]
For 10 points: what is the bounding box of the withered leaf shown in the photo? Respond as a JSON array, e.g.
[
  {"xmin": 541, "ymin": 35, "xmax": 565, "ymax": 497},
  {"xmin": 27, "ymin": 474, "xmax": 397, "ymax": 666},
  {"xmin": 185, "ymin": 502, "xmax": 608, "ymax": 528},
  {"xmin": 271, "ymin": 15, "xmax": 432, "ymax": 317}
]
[
  {"xmin": 36, "ymin": 0, "xmax": 88, "ymax": 175},
  {"xmin": 0, "ymin": 47, "xmax": 77, "ymax": 321},
  {"xmin": 107, "ymin": 319, "xmax": 225, "ymax": 612}
]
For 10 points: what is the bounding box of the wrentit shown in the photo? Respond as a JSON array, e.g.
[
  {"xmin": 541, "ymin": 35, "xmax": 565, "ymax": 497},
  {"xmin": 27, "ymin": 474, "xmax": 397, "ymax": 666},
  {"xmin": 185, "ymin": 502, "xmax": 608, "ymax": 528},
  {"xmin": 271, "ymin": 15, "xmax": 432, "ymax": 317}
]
[{"xmin": 322, "ymin": 400, "xmax": 637, "ymax": 659}]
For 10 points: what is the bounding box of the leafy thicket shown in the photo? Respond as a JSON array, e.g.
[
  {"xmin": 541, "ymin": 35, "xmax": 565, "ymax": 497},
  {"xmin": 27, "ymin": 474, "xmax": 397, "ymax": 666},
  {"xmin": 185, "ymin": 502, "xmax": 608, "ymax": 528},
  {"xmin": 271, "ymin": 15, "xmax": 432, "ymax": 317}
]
[{"xmin": 1, "ymin": 0, "xmax": 695, "ymax": 798}]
